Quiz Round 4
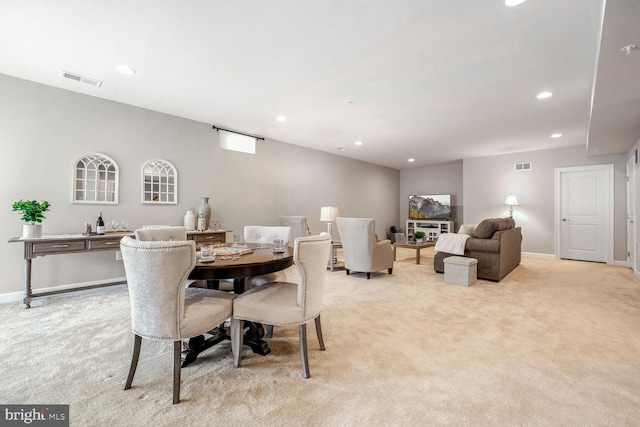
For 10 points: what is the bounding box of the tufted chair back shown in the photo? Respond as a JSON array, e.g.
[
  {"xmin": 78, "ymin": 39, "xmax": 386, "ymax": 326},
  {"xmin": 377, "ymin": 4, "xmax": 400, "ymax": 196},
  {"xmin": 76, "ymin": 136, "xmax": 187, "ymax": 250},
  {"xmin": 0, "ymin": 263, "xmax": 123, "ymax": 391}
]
[
  {"xmin": 244, "ymin": 226, "xmax": 292, "ymax": 246},
  {"xmin": 135, "ymin": 226, "xmax": 187, "ymax": 241},
  {"xmin": 278, "ymin": 216, "xmax": 311, "ymax": 241}
]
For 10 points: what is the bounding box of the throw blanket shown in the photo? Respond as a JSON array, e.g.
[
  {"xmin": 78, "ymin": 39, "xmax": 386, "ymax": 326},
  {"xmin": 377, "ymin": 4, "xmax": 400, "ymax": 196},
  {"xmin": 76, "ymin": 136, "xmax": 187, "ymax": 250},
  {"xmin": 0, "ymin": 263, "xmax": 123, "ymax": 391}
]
[{"xmin": 434, "ymin": 233, "xmax": 470, "ymax": 255}]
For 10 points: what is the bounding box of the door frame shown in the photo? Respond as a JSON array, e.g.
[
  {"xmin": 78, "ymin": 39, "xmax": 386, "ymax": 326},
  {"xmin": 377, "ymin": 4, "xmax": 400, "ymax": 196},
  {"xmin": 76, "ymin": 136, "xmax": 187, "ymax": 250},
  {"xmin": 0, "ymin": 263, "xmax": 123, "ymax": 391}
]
[
  {"xmin": 626, "ymin": 155, "xmax": 636, "ymax": 273},
  {"xmin": 554, "ymin": 164, "xmax": 614, "ymax": 264}
]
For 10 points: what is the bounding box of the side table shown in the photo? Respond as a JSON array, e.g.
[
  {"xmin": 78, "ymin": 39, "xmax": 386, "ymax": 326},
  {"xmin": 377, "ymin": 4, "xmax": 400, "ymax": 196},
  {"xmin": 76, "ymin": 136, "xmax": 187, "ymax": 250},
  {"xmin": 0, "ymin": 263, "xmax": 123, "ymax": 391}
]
[{"xmin": 329, "ymin": 241, "xmax": 342, "ymax": 271}]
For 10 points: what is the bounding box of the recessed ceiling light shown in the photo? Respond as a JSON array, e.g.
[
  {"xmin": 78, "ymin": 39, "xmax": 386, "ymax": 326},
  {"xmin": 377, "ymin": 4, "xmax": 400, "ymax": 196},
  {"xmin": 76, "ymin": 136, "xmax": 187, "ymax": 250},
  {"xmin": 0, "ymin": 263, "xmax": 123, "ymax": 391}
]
[
  {"xmin": 276, "ymin": 115, "xmax": 287, "ymax": 122},
  {"xmin": 536, "ymin": 91, "xmax": 553, "ymax": 99},
  {"xmin": 337, "ymin": 147, "xmax": 347, "ymax": 151},
  {"xmin": 551, "ymin": 133, "xmax": 562, "ymax": 138},
  {"xmin": 354, "ymin": 141, "xmax": 363, "ymax": 146},
  {"xmin": 408, "ymin": 158, "xmax": 415, "ymax": 162},
  {"xmin": 115, "ymin": 64, "xmax": 136, "ymax": 75},
  {"xmin": 505, "ymin": 0, "xmax": 527, "ymax": 6}
]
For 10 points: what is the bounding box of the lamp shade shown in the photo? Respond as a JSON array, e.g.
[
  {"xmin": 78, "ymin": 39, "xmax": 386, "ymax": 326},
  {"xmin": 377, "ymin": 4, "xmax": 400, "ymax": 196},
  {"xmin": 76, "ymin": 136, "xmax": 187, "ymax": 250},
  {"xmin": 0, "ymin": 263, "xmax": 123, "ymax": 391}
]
[
  {"xmin": 320, "ymin": 206, "xmax": 339, "ymax": 221},
  {"xmin": 504, "ymin": 194, "xmax": 519, "ymax": 206}
]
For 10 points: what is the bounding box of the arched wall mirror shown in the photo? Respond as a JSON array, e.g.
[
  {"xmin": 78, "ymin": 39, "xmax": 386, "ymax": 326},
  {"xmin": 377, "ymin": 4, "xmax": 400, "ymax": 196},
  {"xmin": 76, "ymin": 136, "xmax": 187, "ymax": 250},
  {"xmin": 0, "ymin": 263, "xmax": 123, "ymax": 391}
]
[
  {"xmin": 141, "ymin": 159, "xmax": 178, "ymax": 204},
  {"xmin": 73, "ymin": 153, "xmax": 119, "ymax": 204}
]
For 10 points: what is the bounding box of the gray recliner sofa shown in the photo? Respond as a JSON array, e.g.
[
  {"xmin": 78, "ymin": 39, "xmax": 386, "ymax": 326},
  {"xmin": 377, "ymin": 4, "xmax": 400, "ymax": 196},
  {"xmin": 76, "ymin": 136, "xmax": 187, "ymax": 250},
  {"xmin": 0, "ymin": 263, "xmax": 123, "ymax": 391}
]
[{"xmin": 434, "ymin": 217, "xmax": 522, "ymax": 282}]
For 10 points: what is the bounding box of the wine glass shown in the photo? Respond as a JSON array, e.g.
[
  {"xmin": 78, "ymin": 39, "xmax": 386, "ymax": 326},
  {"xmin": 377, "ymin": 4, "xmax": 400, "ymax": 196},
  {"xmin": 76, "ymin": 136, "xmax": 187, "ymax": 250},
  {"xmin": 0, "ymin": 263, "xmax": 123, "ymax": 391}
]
[
  {"xmin": 110, "ymin": 220, "xmax": 120, "ymax": 232},
  {"xmin": 121, "ymin": 220, "xmax": 129, "ymax": 231}
]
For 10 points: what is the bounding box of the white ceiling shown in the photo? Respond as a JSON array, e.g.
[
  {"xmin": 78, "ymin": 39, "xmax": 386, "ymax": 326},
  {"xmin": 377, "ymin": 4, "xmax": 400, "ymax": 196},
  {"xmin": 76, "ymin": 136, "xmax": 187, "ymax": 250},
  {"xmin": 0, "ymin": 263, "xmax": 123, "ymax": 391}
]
[{"xmin": 1, "ymin": 0, "xmax": 638, "ymax": 170}]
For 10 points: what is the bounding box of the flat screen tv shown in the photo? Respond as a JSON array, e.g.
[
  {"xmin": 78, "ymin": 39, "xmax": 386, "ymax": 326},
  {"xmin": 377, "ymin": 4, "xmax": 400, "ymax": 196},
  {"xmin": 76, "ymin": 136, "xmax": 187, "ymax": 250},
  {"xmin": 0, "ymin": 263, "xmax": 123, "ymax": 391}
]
[{"xmin": 409, "ymin": 194, "xmax": 451, "ymax": 220}]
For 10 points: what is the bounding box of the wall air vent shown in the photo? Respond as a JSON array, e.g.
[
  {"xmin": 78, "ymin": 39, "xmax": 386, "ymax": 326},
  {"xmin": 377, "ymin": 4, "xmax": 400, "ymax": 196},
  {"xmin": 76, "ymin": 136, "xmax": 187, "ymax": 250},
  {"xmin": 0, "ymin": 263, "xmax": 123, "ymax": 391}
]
[
  {"xmin": 60, "ymin": 70, "xmax": 102, "ymax": 87},
  {"xmin": 514, "ymin": 161, "xmax": 532, "ymax": 171}
]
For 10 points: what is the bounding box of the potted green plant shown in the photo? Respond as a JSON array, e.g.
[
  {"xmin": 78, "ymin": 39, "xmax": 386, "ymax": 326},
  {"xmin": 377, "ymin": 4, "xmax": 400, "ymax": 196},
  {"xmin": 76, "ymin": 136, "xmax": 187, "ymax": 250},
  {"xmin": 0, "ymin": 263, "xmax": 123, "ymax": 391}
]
[
  {"xmin": 413, "ymin": 231, "xmax": 425, "ymax": 243},
  {"xmin": 12, "ymin": 199, "xmax": 51, "ymax": 238}
]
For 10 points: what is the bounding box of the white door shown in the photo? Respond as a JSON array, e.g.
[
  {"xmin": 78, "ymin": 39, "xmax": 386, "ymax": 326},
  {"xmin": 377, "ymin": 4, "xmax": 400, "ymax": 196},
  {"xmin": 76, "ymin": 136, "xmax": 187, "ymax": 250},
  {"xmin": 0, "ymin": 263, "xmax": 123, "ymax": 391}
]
[
  {"xmin": 626, "ymin": 156, "xmax": 636, "ymax": 271},
  {"xmin": 556, "ymin": 165, "xmax": 614, "ymax": 263}
]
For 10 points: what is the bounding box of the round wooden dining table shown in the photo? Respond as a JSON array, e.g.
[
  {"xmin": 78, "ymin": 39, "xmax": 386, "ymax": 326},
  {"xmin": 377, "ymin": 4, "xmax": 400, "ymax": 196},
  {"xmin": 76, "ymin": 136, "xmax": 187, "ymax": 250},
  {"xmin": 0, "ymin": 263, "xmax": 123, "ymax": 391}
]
[
  {"xmin": 182, "ymin": 244, "xmax": 293, "ymax": 367},
  {"xmin": 190, "ymin": 243, "xmax": 293, "ymax": 293}
]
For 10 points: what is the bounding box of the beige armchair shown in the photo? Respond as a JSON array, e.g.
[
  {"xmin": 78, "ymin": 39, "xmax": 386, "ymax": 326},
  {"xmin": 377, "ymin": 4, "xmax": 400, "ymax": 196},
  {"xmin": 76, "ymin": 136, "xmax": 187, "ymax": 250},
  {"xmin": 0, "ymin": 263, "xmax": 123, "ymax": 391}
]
[
  {"xmin": 231, "ymin": 233, "xmax": 331, "ymax": 378},
  {"xmin": 120, "ymin": 235, "xmax": 235, "ymax": 404},
  {"xmin": 335, "ymin": 217, "xmax": 394, "ymax": 279}
]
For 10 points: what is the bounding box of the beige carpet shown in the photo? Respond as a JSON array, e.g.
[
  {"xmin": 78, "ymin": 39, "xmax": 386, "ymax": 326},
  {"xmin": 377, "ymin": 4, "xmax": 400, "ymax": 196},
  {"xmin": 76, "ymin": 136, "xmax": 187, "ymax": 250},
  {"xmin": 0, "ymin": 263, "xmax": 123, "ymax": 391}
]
[{"xmin": 1, "ymin": 248, "xmax": 639, "ymax": 426}]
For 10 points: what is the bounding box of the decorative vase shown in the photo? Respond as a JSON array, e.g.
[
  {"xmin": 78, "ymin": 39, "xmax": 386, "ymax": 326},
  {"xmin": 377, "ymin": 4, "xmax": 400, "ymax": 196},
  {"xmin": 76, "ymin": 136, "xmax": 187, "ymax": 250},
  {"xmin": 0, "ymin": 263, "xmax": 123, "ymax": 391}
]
[
  {"xmin": 183, "ymin": 210, "xmax": 196, "ymax": 231},
  {"xmin": 23, "ymin": 224, "xmax": 42, "ymax": 239},
  {"xmin": 197, "ymin": 197, "xmax": 211, "ymax": 231}
]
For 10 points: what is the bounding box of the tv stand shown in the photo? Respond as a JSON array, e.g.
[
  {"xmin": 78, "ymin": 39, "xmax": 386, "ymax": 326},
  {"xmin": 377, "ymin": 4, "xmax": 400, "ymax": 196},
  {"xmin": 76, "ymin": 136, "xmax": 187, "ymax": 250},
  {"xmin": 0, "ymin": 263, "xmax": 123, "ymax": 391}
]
[{"xmin": 406, "ymin": 220, "xmax": 454, "ymax": 242}]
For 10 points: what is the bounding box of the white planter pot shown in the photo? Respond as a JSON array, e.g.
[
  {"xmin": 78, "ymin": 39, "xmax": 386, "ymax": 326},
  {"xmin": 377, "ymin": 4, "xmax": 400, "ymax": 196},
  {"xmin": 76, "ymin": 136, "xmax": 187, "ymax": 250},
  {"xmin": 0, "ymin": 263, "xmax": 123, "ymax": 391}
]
[{"xmin": 23, "ymin": 224, "xmax": 43, "ymax": 239}]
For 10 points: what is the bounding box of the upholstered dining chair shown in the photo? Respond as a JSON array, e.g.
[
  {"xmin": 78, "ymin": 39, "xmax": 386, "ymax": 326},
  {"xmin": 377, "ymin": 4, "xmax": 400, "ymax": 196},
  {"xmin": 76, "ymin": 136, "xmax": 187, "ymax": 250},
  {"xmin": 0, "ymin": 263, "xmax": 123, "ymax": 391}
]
[
  {"xmin": 242, "ymin": 225, "xmax": 294, "ymax": 289},
  {"xmin": 120, "ymin": 235, "xmax": 235, "ymax": 404},
  {"xmin": 335, "ymin": 217, "xmax": 394, "ymax": 279},
  {"xmin": 278, "ymin": 216, "xmax": 311, "ymax": 241},
  {"xmin": 230, "ymin": 233, "xmax": 331, "ymax": 378},
  {"xmin": 243, "ymin": 225, "xmax": 292, "ymax": 246},
  {"xmin": 135, "ymin": 225, "xmax": 210, "ymax": 289},
  {"xmin": 135, "ymin": 225, "xmax": 187, "ymax": 241}
]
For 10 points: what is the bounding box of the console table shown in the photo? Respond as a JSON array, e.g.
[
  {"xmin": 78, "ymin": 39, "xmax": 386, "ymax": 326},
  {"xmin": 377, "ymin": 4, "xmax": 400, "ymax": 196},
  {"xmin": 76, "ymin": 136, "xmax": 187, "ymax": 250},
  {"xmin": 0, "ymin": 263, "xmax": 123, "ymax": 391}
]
[{"xmin": 9, "ymin": 230, "xmax": 230, "ymax": 308}]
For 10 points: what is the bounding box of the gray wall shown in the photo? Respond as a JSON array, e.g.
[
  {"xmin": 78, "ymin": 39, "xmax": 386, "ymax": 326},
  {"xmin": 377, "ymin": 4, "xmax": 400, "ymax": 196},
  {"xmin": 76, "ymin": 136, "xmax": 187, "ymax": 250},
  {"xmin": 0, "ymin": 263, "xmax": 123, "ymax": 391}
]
[
  {"xmin": 400, "ymin": 146, "xmax": 628, "ymax": 260},
  {"xmin": 1, "ymin": 72, "xmax": 632, "ymax": 300},
  {"xmin": 0, "ymin": 74, "xmax": 399, "ymax": 297},
  {"xmin": 463, "ymin": 146, "xmax": 627, "ymax": 259},
  {"xmin": 399, "ymin": 161, "xmax": 464, "ymax": 231}
]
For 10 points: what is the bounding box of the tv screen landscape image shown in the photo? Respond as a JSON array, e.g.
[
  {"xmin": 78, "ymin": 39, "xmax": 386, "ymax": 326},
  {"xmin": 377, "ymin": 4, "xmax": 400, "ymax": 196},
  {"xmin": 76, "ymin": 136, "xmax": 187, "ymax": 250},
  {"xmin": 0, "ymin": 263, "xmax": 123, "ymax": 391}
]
[{"xmin": 409, "ymin": 194, "xmax": 451, "ymax": 220}]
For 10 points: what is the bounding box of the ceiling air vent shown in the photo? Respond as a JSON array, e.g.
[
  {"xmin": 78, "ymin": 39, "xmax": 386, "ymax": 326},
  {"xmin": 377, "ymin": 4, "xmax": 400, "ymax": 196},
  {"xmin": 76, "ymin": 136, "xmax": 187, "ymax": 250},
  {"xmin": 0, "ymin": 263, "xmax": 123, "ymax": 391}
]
[
  {"xmin": 60, "ymin": 70, "xmax": 102, "ymax": 87},
  {"xmin": 514, "ymin": 161, "xmax": 532, "ymax": 171}
]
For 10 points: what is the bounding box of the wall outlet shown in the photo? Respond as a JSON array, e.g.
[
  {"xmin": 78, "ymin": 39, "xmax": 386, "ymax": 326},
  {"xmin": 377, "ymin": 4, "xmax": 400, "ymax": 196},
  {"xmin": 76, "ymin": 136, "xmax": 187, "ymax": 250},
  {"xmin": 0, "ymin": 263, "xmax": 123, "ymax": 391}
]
[{"xmin": 115, "ymin": 250, "xmax": 122, "ymax": 261}]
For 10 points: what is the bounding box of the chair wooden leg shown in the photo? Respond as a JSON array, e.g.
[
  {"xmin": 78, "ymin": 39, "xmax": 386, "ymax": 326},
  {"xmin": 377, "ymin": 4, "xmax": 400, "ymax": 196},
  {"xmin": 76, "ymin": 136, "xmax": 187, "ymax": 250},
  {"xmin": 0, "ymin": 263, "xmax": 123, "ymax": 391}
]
[
  {"xmin": 231, "ymin": 317, "xmax": 245, "ymax": 368},
  {"xmin": 265, "ymin": 324, "xmax": 273, "ymax": 338},
  {"xmin": 366, "ymin": 272, "xmax": 371, "ymax": 279},
  {"xmin": 314, "ymin": 315, "xmax": 325, "ymax": 351},
  {"xmin": 346, "ymin": 269, "xmax": 350, "ymax": 275},
  {"xmin": 299, "ymin": 323, "xmax": 310, "ymax": 379},
  {"xmin": 388, "ymin": 267, "xmax": 393, "ymax": 274},
  {"xmin": 124, "ymin": 334, "xmax": 142, "ymax": 391},
  {"xmin": 173, "ymin": 341, "xmax": 181, "ymax": 404}
]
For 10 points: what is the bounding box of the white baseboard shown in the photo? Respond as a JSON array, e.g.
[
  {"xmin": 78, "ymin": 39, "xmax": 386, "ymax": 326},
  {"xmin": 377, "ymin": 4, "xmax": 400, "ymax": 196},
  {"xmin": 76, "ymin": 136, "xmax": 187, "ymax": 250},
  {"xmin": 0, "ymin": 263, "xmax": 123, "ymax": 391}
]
[
  {"xmin": 523, "ymin": 251, "xmax": 629, "ymax": 267},
  {"xmin": 0, "ymin": 277, "xmax": 127, "ymax": 305},
  {"xmin": 0, "ymin": 291, "xmax": 25, "ymax": 305},
  {"xmin": 521, "ymin": 251, "xmax": 554, "ymax": 257}
]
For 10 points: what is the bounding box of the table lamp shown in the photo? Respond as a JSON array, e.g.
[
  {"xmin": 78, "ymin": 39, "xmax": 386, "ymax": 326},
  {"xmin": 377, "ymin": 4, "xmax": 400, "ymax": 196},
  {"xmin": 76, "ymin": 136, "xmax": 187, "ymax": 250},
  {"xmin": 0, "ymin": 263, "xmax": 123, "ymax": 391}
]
[
  {"xmin": 320, "ymin": 206, "xmax": 339, "ymax": 239},
  {"xmin": 504, "ymin": 194, "xmax": 519, "ymax": 218}
]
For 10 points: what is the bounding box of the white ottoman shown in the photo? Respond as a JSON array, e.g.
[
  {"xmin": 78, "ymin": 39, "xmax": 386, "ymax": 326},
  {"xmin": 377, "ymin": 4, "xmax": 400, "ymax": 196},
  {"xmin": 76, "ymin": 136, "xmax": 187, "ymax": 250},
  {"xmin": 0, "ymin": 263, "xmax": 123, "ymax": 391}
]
[{"xmin": 443, "ymin": 256, "xmax": 478, "ymax": 286}]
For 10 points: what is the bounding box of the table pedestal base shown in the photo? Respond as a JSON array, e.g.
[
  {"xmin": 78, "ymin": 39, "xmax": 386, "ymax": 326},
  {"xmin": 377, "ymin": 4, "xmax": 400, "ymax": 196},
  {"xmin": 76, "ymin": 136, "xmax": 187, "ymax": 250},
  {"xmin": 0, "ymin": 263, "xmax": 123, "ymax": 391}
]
[
  {"xmin": 243, "ymin": 322, "xmax": 271, "ymax": 356},
  {"xmin": 182, "ymin": 321, "xmax": 271, "ymax": 367},
  {"xmin": 182, "ymin": 326, "xmax": 229, "ymax": 367}
]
